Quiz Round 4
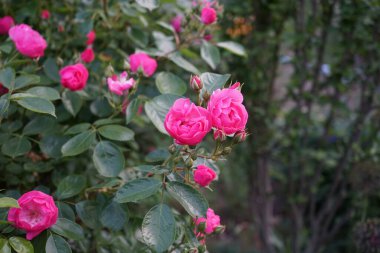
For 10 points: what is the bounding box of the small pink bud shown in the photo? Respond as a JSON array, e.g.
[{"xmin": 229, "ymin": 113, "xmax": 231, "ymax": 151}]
[
  {"xmin": 190, "ymin": 75, "xmax": 203, "ymax": 91},
  {"xmin": 213, "ymin": 130, "xmax": 226, "ymax": 141},
  {"xmin": 203, "ymin": 34, "xmax": 213, "ymax": 41},
  {"xmin": 234, "ymin": 130, "xmax": 248, "ymax": 143},
  {"xmin": 230, "ymin": 82, "xmax": 241, "ymax": 90},
  {"xmin": 41, "ymin": 10, "xmax": 50, "ymax": 20}
]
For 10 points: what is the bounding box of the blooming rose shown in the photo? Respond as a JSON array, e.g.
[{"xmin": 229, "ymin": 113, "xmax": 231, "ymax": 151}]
[
  {"xmin": 194, "ymin": 165, "xmax": 216, "ymax": 187},
  {"xmin": 207, "ymin": 83, "xmax": 248, "ymax": 135},
  {"xmin": 0, "ymin": 83, "xmax": 8, "ymax": 96},
  {"xmin": 129, "ymin": 53, "xmax": 158, "ymax": 77},
  {"xmin": 86, "ymin": 30, "xmax": 96, "ymax": 45},
  {"xmin": 171, "ymin": 15, "xmax": 182, "ymax": 33},
  {"xmin": 107, "ymin": 71, "xmax": 135, "ymax": 96},
  {"xmin": 9, "ymin": 24, "xmax": 47, "ymax": 58},
  {"xmin": 164, "ymin": 98, "xmax": 211, "ymax": 146},
  {"xmin": 59, "ymin": 63, "xmax": 89, "ymax": 91},
  {"xmin": 41, "ymin": 10, "xmax": 50, "ymax": 20},
  {"xmin": 8, "ymin": 191, "xmax": 58, "ymax": 240},
  {"xmin": 194, "ymin": 208, "xmax": 221, "ymax": 234},
  {"xmin": 201, "ymin": 7, "xmax": 217, "ymax": 25},
  {"xmin": 81, "ymin": 47, "xmax": 95, "ymax": 63},
  {"xmin": 0, "ymin": 16, "xmax": 14, "ymax": 35}
]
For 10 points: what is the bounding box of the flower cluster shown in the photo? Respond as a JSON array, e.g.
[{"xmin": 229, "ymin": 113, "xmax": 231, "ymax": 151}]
[{"xmin": 164, "ymin": 76, "xmax": 248, "ymax": 243}]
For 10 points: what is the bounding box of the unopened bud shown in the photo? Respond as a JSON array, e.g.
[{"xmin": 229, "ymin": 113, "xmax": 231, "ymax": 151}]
[
  {"xmin": 186, "ymin": 157, "xmax": 193, "ymax": 167},
  {"xmin": 56, "ymin": 57, "xmax": 64, "ymax": 67},
  {"xmin": 222, "ymin": 147, "xmax": 232, "ymax": 155},
  {"xmin": 213, "ymin": 130, "xmax": 226, "ymax": 141},
  {"xmin": 233, "ymin": 130, "xmax": 248, "ymax": 143},
  {"xmin": 105, "ymin": 64, "xmax": 114, "ymax": 77},
  {"xmin": 124, "ymin": 59, "xmax": 130, "ymax": 69},
  {"xmin": 168, "ymin": 144, "xmax": 176, "ymax": 154},
  {"xmin": 190, "ymin": 75, "xmax": 203, "ymax": 91},
  {"xmin": 214, "ymin": 225, "xmax": 226, "ymax": 234},
  {"xmin": 202, "ymin": 91, "xmax": 210, "ymax": 103},
  {"xmin": 230, "ymin": 81, "xmax": 241, "ymax": 90}
]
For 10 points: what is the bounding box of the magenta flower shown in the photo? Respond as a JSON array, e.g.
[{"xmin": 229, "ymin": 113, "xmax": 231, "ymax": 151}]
[
  {"xmin": 8, "ymin": 191, "xmax": 58, "ymax": 240},
  {"xmin": 164, "ymin": 98, "xmax": 211, "ymax": 146},
  {"xmin": 9, "ymin": 24, "xmax": 47, "ymax": 58},
  {"xmin": 59, "ymin": 63, "xmax": 89, "ymax": 91},
  {"xmin": 194, "ymin": 208, "xmax": 221, "ymax": 234},
  {"xmin": 107, "ymin": 71, "xmax": 135, "ymax": 96},
  {"xmin": 171, "ymin": 15, "xmax": 182, "ymax": 33},
  {"xmin": 194, "ymin": 165, "xmax": 216, "ymax": 187},
  {"xmin": 41, "ymin": 10, "xmax": 51, "ymax": 20},
  {"xmin": 86, "ymin": 30, "xmax": 96, "ymax": 45},
  {"xmin": 201, "ymin": 7, "xmax": 217, "ymax": 25},
  {"xmin": 81, "ymin": 47, "xmax": 95, "ymax": 63},
  {"xmin": 129, "ymin": 53, "xmax": 158, "ymax": 77}
]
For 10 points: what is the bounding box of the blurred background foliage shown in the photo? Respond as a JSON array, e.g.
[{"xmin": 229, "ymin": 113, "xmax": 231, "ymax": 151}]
[{"xmin": 209, "ymin": 0, "xmax": 380, "ymax": 252}]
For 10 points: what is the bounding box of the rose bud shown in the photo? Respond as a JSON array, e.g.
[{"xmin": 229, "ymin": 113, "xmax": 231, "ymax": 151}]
[
  {"xmin": 59, "ymin": 63, "xmax": 89, "ymax": 91},
  {"xmin": 190, "ymin": 75, "xmax": 203, "ymax": 91},
  {"xmin": 193, "ymin": 165, "xmax": 216, "ymax": 187},
  {"xmin": 213, "ymin": 129, "xmax": 226, "ymax": 141}
]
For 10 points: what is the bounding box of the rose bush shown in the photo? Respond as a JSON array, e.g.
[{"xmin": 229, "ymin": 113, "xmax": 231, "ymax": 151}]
[{"xmin": 0, "ymin": 1, "xmax": 248, "ymax": 252}]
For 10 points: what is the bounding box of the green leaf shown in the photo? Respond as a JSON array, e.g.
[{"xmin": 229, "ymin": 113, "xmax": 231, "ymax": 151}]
[
  {"xmin": 75, "ymin": 201, "xmax": 100, "ymax": 229},
  {"xmin": 155, "ymin": 72, "xmax": 187, "ymax": 96},
  {"xmin": 0, "ymin": 42, "xmax": 12, "ymax": 54},
  {"xmin": 61, "ymin": 130, "xmax": 96, "ymax": 157},
  {"xmin": 166, "ymin": 181, "xmax": 208, "ymax": 217},
  {"xmin": 144, "ymin": 94, "xmax": 182, "ymax": 134},
  {"xmin": 26, "ymin": 87, "xmax": 60, "ymax": 101},
  {"xmin": 201, "ymin": 41, "xmax": 221, "ymax": 70},
  {"xmin": 39, "ymin": 135, "xmax": 70, "ymax": 159},
  {"xmin": 45, "ymin": 235, "xmax": 72, "ymax": 253},
  {"xmin": 64, "ymin": 123, "xmax": 91, "ymax": 135},
  {"xmin": 14, "ymin": 75, "xmax": 40, "ymax": 90},
  {"xmin": 0, "ymin": 197, "xmax": 19, "ymax": 208},
  {"xmin": 0, "ymin": 68, "xmax": 15, "ymax": 90},
  {"xmin": 16, "ymin": 97, "xmax": 56, "ymax": 117},
  {"xmin": 98, "ymin": 125, "xmax": 134, "ymax": 142},
  {"xmin": 90, "ymin": 98, "xmax": 113, "ymax": 117},
  {"xmin": 168, "ymin": 53, "xmax": 200, "ymax": 74},
  {"xmin": 136, "ymin": 0, "xmax": 159, "ymax": 10},
  {"xmin": 43, "ymin": 58, "xmax": 60, "ymax": 83},
  {"xmin": 1, "ymin": 136, "xmax": 31, "ymax": 158},
  {"xmin": 93, "ymin": 141, "xmax": 125, "ymax": 177},
  {"xmin": 8, "ymin": 237, "xmax": 34, "ymax": 253},
  {"xmin": 23, "ymin": 116, "xmax": 57, "ymax": 135},
  {"xmin": 93, "ymin": 118, "xmax": 124, "ymax": 127},
  {"xmin": 153, "ymin": 32, "xmax": 176, "ymax": 54},
  {"xmin": 200, "ymin": 72, "xmax": 231, "ymax": 100},
  {"xmin": 100, "ymin": 201, "xmax": 127, "ymax": 231},
  {"xmin": 217, "ymin": 41, "xmax": 247, "ymax": 57},
  {"xmin": 126, "ymin": 98, "xmax": 141, "ymax": 124},
  {"xmin": 142, "ymin": 204, "xmax": 175, "ymax": 253},
  {"xmin": 56, "ymin": 201, "xmax": 75, "ymax": 221},
  {"xmin": 62, "ymin": 91, "xmax": 82, "ymax": 117},
  {"xmin": 0, "ymin": 94, "xmax": 10, "ymax": 119},
  {"xmin": 51, "ymin": 218, "xmax": 84, "ymax": 241},
  {"xmin": 127, "ymin": 27, "xmax": 149, "ymax": 48},
  {"xmin": 0, "ymin": 238, "xmax": 11, "ymax": 253},
  {"xmin": 56, "ymin": 175, "xmax": 86, "ymax": 200},
  {"xmin": 114, "ymin": 178, "xmax": 161, "ymax": 203}
]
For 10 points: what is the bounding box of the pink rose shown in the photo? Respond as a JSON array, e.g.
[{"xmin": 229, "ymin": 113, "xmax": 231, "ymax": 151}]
[
  {"xmin": 171, "ymin": 15, "xmax": 182, "ymax": 33},
  {"xmin": 194, "ymin": 165, "xmax": 216, "ymax": 187},
  {"xmin": 190, "ymin": 75, "xmax": 203, "ymax": 91},
  {"xmin": 207, "ymin": 83, "xmax": 248, "ymax": 135},
  {"xmin": 0, "ymin": 16, "xmax": 14, "ymax": 35},
  {"xmin": 80, "ymin": 47, "xmax": 95, "ymax": 63},
  {"xmin": 164, "ymin": 98, "xmax": 211, "ymax": 146},
  {"xmin": 59, "ymin": 63, "xmax": 89, "ymax": 91},
  {"xmin": 107, "ymin": 71, "xmax": 135, "ymax": 96},
  {"xmin": 41, "ymin": 10, "xmax": 50, "ymax": 20},
  {"xmin": 194, "ymin": 208, "xmax": 221, "ymax": 234},
  {"xmin": 86, "ymin": 30, "xmax": 96, "ymax": 45},
  {"xmin": 201, "ymin": 7, "xmax": 217, "ymax": 25},
  {"xmin": 0, "ymin": 83, "xmax": 9, "ymax": 96},
  {"xmin": 8, "ymin": 191, "xmax": 58, "ymax": 240},
  {"xmin": 129, "ymin": 53, "xmax": 158, "ymax": 77},
  {"xmin": 9, "ymin": 24, "xmax": 47, "ymax": 58}
]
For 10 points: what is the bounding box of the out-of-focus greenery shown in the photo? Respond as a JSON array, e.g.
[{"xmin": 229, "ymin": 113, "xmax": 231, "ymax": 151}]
[{"xmin": 207, "ymin": 0, "xmax": 380, "ymax": 253}]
